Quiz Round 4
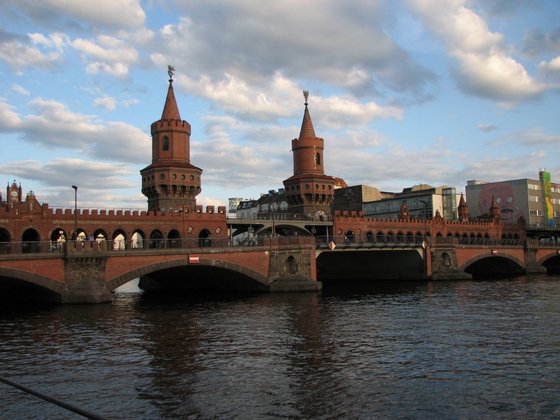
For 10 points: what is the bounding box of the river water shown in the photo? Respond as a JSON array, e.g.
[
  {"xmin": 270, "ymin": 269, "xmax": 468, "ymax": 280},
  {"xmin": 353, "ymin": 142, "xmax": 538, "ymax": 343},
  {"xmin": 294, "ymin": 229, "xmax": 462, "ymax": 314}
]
[{"xmin": 1, "ymin": 275, "xmax": 559, "ymax": 419}]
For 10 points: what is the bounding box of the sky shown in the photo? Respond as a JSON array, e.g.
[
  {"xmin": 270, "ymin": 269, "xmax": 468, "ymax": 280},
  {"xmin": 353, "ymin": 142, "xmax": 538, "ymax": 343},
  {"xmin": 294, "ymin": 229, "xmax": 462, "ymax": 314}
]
[{"xmin": 0, "ymin": 0, "xmax": 559, "ymax": 211}]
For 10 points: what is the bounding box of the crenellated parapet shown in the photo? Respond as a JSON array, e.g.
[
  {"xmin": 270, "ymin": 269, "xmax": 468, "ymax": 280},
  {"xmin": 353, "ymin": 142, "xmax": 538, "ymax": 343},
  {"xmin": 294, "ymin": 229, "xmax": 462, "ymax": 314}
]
[
  {"xmin": 333, "ymin": 209, "xmax": 525, "ymax": 240},
  {"xmin": 151, "ymin": 119, "xmax": 191, "ymax": 133}
]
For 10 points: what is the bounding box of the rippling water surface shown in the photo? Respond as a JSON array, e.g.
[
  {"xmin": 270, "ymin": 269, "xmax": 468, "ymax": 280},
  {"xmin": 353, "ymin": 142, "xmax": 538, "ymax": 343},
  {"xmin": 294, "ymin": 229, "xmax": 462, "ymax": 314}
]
[{"xmin": 1, "ymin": 275, "xmax": 560, "ymax": 419}]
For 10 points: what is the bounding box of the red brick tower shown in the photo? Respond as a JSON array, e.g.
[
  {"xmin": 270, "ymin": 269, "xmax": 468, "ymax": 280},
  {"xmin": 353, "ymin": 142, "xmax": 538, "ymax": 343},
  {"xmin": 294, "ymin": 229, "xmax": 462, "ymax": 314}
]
[
  {"xmin": 283, "ymin": 91, "xmax": 344, "ymax": 220},
  {"xmin": 141, "ymin": 66, "xmax": 202, "ymax": 211}
]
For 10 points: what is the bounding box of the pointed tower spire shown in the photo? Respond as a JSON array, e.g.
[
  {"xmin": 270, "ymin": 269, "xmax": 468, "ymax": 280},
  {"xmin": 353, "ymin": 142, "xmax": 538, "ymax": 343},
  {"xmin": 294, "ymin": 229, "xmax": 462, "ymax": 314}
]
[
  {"xmin": 283, "ymin": 90, "xmax": 346, "ymax": 220},
  {"xmin": 140, "ymin": 66, "xmax": 202, "ymax": 212},
  {"xmin": 161, "ymin": 65, "xmax": 181, "ymax": 121},
  {"xmin": 299, "ymin": 90, "xmax": 316, "ymax": 140},
  {"xmin": 457, "ymin": 193, "xmax": 469, "ymax": 222},
  {"xmin": 400, "ymin": 201, "xmax": 411, "ymax": 220}
]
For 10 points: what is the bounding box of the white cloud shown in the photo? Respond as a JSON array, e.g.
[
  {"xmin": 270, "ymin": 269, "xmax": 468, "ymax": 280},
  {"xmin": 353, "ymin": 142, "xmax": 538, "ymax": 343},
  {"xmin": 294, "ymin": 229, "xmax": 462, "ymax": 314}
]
[
  {"xmin": 5, "ymin": 0, "xmax": 145, "ymax": 30},
  {"xmin": 93, "ymin": 96, "xmax": 117, "ymax": 111},
  {"xmin": 513, "ymin": 128, "xmax": 560, "ymax": 146},
  {"xmin": 477, "ymin": 124, "xmax": 498, "ymax": 132},
  {"xmin": 313, "ymin": 95, "xmax": 403, "ymax": 129},
  {"xmin": 11, "ymin": 84, "xmax": 30, "ymax": 96},
  {"xmin": 1, "ymin": 98, "xmax": 149, "ymax": 163},
  {"xmin": 0, "ymin": 33, "xmax": 63, "ymax": 71},
  {"xmin": 176, "ymin": 72, "xmax": 300, "ymax": 121},
  {"xmin": 121, "ymin": 98, "xmax": 139, "ymax": 108},
  {"xmin": 28, "ymin": 32, "xmax": 68, "ymax": 50},
  {"xmin": 72, "ymin": 35, "xmax": 138, "ymax": 78},
  {"xmin": 150, "ymin": 2, "xmax": 435, "ymax": 101},
  {"xmin": 409, "ymin": 0, "xmax": 546, "ymax": 104},
  {"xmin": 0, "ymin": 100, "xmax": 22, "ymax": 130},
  {"xmin": 538, "ymin": 56, "xmax": 560, "ymax": 81}
]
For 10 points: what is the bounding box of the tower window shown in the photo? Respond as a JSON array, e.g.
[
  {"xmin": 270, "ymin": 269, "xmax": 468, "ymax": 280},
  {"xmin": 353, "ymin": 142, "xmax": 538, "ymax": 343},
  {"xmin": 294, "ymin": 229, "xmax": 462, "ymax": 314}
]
[
  {"xmin": 163, "ymin": 136, "xmax": 170, "ymax": 151},
  {"xmin": 315, "ymin": 153, "xmax": 321, "ymax": 165}
]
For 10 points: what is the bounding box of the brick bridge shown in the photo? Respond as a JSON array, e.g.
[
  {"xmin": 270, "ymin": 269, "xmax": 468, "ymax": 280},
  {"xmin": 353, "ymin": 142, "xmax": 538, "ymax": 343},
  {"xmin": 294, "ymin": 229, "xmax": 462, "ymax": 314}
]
[
  {"xmin": 0, "ymin": 237, "xmax": 319, "ymax": 303},
  {"xmin": 2, "ymin": 233, "xmax": 559, "ymax": 303},
  {"xmin": 315, "ymin": 236, "xmax": 560, "ymax": 281}
]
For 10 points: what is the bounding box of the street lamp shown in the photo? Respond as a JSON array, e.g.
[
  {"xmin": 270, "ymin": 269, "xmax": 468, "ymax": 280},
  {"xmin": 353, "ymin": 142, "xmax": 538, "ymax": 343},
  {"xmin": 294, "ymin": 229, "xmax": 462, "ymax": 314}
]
[{"xmin": 72, "ymin": 185, "xmax": 78, "ymax": 240}]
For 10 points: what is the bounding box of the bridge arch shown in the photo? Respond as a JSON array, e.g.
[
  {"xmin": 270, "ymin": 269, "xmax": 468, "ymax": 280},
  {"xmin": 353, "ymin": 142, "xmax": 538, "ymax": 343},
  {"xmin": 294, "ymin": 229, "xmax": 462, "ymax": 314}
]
[
  {"xmin": 538, "ymin": 252, "xmax": 560, "ymax": 274},
  {"xmin": 0, "ymin": 267, "xmax": 65, "ymax": 302},
  {"xmin": 106, "ymin": 258, "xmax": 269, "ymax": 292},
  {"xmin": 459, "ymin": 253, "xmax": 525, "ymax": 277}
]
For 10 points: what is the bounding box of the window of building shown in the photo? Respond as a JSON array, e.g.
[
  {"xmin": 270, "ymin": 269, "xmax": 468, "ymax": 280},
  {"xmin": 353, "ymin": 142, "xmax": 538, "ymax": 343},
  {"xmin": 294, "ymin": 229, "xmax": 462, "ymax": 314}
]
[
  {"xmin": 162, "ymin": 136, "xmax": 170, "ymax": 151},
  {"xmin": 315, "ymin": 153, "xmax": 321, "ymax": 165},
  {"xmin": 529, "ymin": 195, "xmax": 540, "ymax": 202},
  {"xmin": 528, "ymin": 184, "xmax": 540, "ymax": 190}
]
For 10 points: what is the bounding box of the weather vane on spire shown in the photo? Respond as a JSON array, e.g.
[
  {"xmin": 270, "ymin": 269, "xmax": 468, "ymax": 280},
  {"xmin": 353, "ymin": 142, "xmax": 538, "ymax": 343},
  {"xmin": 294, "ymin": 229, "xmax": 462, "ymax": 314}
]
[
  {"xmin": 168, "ymin": 65, "xmax": 175, "ymax": 82},
  {"xmin": 303, "ymin": 90, "xmax": 309, "ymax": 106}
]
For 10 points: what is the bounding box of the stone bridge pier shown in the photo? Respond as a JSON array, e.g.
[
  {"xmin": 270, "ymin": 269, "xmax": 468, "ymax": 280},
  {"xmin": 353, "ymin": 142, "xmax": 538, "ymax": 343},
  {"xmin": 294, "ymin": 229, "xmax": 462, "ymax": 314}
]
[{"xmin": 63, "ymin": 256, "xmax": 113, "ymax": 303}]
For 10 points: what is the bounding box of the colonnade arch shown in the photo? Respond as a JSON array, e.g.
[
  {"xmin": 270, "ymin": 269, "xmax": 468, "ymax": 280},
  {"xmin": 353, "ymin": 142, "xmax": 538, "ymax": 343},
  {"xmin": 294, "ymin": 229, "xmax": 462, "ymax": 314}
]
[{"xmin": 1, "ymin": 222, "xmax": 224, "ymax": 253}]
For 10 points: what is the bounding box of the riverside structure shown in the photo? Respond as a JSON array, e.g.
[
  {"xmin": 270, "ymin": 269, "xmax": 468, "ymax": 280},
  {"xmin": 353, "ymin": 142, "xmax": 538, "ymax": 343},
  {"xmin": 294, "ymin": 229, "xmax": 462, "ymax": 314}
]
[{"xmin": 1, "ymin": 70, "xmax": 559, "ymax": 303}]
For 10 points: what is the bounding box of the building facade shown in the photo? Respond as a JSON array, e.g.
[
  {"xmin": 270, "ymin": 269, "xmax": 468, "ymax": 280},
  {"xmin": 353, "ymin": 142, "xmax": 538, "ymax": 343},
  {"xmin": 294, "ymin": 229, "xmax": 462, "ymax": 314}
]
[
  {"xmin": 359, "ymin": 185, "xmax": 461, "ymax": 221},
  {"xmin": 465, "ymin": 170, "xmax": 560, "ymax": 228}
]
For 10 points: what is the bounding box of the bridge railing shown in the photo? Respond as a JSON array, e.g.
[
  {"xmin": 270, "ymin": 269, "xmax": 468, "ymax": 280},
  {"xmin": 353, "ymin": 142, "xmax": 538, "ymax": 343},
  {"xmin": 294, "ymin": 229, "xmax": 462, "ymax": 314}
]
[
  {"xmin": 0, "ymin": 235, "xmax": 540, "ymax": 256},
  {"xmin": 315, "ymin": 235, "xmax": 425, "ymax": 248},
  {"xmin": 432, "ymin": 237, "xmax": 524, "ymax": 246},
  {"xmin": 315, "ymin": 235, "xmax": 526, "ymax": 248},
  {"xmin": 0, "ymin": 236, "xmax": 317, "ymax": 256}
]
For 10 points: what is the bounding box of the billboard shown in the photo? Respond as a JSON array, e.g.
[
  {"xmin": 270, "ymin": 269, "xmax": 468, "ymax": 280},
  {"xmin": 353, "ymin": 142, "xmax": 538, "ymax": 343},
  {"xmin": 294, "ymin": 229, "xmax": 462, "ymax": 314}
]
[{"xmin": 540, "ymin": 170, "xmax": 554, "ymax": 226}]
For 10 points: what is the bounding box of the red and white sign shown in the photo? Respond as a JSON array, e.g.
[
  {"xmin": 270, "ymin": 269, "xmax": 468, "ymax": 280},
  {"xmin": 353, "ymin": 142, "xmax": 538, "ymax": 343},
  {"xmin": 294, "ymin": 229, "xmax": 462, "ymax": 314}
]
[
  {"xmin": 189, "ymin": 255, "xmax": 200, "ymax": 264},
  {"xmin": 328, "ymin": 241, "xmax": 336, "ymax": 251}
]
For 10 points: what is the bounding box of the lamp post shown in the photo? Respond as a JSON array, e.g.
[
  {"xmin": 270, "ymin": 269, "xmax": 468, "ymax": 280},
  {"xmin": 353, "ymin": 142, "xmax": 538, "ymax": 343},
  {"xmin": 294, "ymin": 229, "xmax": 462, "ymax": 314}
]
[{"xmin": 72, "ymin": 185, "xmax": 78, "ymax": 240}]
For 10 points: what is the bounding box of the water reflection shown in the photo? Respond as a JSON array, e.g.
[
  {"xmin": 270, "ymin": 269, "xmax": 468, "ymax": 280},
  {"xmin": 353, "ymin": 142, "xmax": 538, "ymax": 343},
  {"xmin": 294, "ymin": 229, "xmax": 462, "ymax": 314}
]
[{"xmin": 0, "ymin": 275, "xmax": 559, "ymax": 418}]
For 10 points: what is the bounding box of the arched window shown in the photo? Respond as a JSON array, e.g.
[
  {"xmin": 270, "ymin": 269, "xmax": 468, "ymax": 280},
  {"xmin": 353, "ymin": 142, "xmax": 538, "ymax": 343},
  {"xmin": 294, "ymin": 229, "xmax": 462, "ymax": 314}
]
[
  {"xmin": 199, "ymin": 229, "xmax": 212, "ymax": 247},
  {"xmin": 0, "ymin": 228, "xmax": 11, "ymax": 254},
  {"xmin": 149, "ymin": 230, "xmax": 164, "ymax": 248},
  {"xmin": 162, "ymin": 136, "xmax": 169, "ymax": 151},
  {"xmin": 168, "ymin": 229, "xmax": 181, "ymax": 248},
  {"xmin": 22, "ymin": 228, "xmax": 40, "ymax": 253}
]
